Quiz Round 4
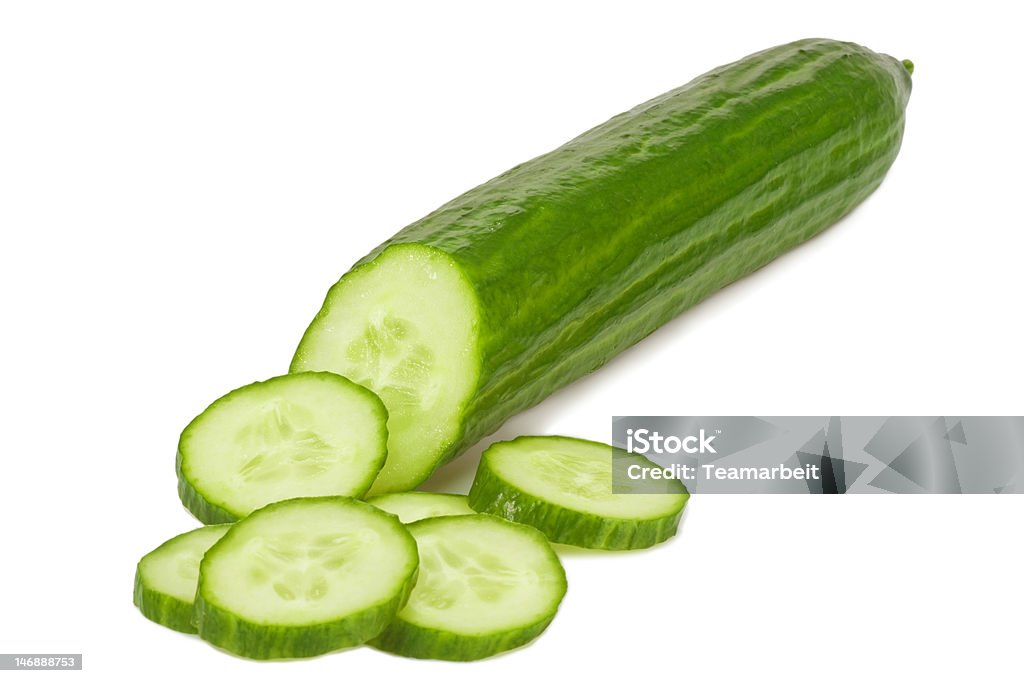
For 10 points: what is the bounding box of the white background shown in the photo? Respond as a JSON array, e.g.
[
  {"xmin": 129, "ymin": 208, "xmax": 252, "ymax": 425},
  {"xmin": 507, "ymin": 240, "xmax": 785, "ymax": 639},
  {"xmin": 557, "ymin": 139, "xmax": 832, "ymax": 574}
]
[{"xmin": 2, "ymin": 1, "xmax": 1022, "ymax": 680}]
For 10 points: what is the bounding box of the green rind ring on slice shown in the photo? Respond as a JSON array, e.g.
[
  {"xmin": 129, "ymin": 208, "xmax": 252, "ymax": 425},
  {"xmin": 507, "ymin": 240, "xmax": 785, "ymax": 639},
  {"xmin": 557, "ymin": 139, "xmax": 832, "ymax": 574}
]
[
  {"xmin": 367, "ymin": 491, "xmax": 475, "ymax": 524},
  {"xmin": 468, "ymin": 435, "xmax": 689, "ymax": 550},
  {"xmin": 371, "ymin": 514, "xmax": 567, "ymax": 661},
  {"xmin": 176, "ymin": 372, "xmax": 388, "ymax": 523},
  {"xmin": 134, "ymin": 524, "xmax": 232, "ymax": 633},
  {"xmin": 194, "ymin": 497, "xmax": 418, "ymax": 659}
]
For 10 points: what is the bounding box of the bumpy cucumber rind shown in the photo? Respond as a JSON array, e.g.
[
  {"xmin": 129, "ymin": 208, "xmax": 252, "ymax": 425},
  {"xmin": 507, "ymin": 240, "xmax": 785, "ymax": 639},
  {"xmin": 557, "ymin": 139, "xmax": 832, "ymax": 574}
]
[
  {"xmin": 176, "ymin": 372, "xmax": 389, "ymax": 523},
  {"xmin": 133, "ymin": 572, "xmax": 196, "ymax": 634},
  {"xmin": 371, "ymin": 516, "xmax": 566, "ymax": 661},
  {"xmin": 193, "ymin": 579, "xmax": 416, "ymax": 659},
  {"xmin": 133, "ymin": 525, "xmax": 232, "ymax": 633},
  {"xmin": 468, "ymin": 437, "xmax": 688, "ymax": 550},
  {"xmin": 175, "ymin": 453, "xmax": 237, "ymax": 524},
  {"xmin": 193, "ymin": 497, "xmax": 418, "ymax": 660},
  {"xmin": 293, "ymin": 39, "xmax": 912, "ymax": 493},
  {"xmin": 371, "ymin": 607, "xmax": 558, "ymax": 661}
]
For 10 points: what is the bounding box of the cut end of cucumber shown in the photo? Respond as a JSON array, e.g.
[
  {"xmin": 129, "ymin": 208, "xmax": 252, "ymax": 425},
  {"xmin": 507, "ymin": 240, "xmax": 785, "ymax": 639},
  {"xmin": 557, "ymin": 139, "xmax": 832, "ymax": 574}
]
[
  {"xmin": 291, "ymin": 244, "xmax": 481, "ymax": 494},
  {"xmin": 367, "ymin": 491, "xmax": 475, "ymax": 524},
  {"xmin": 177, "ymin": 372, "xmax": 388, "ymax": 523},
  {"xmin": 372, "ymin": 515, "xmax": 566, "ymax": 660},
  {"xmin": 470, "ymin": 436, "xmax": 688, "ymax": 550}
]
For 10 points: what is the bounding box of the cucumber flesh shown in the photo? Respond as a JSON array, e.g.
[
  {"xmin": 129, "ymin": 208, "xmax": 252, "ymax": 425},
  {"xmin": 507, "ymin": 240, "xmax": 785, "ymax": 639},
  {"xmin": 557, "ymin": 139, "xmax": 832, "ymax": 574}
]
[
  {"xmin": 372, "ymin": 515, "xmax": 566, "ymax": 661},
  {"xmin": 134, "ymin": 524, "xmax": 231, "ymax": 633},
  {"xmin": 292, "ymin": 245, "xmax": 479, "ymax": 495},
  {"xmin": 176, "ymin": 372, "xmax": 388, "ymax": 523},
  {"xmin": 194, "ymin": 497, "xmax": 418, "ymax": 659},
  {"xmin": 367, "ymin": 491, "xmax": 475, "ymax": 524},
  {"xmin": 469, "ymin": 436, "xmax": 688, "ymax": 550}
]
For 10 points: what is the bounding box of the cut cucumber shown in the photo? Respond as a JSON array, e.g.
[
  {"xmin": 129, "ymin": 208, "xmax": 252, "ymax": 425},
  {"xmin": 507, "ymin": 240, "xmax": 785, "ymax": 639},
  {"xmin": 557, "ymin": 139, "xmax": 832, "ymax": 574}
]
[
  {"xmin": 367, "ymin": 491, "xmax": 475, "ymax": 523},
  {"xmin": 194, "ymin": 496, "xmax": 418, "ymax": 659},
  {"xmin": 176, "ymin": 372, "xmax": 388, "ymax": 523},
  {"xmin": 134, "ymin": 524, "xmax": 231, "ymax": 633},
  {"xmin": 292, "ymin": 39, "xmax": 912, "ymax": 493},
  {"xmin": 372, "ymin": 515, "xmax": 566, "ymax": 661},
  {"xmin": 293, "ymin": 246, "xmax": 478, "ymax": 496},
  {"xmin": 469, "ymin": 436, "xmax": 688, "ymax": 550}
]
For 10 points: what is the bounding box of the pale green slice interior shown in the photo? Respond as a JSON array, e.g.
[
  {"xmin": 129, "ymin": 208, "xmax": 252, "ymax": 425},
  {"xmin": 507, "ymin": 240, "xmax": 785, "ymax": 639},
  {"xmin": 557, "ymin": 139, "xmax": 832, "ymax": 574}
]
[
  {"xmin": 138, "ymin": 525, "xmax": 231, "ymax": 603},
  {"xmin": 399, "ymin": 516, "xmax": 565, "ymax": 635},
  {"xmin": 291, "ymin": 244, "xmax": 480, "ymax": 494},
  {"xmin": 180, "ymin": 373, "xmax": 386, "ymax": 518},
  {"xmin": 201, "ymin": 499, "xmax": 416, "ymax": 625},
  {"xmin": 486, "ymin": 437, "xmax": 687, "ymax": 519},
  {"xmin": 368, "ymin": 492, "xmax": 475, "ymax": 524}
]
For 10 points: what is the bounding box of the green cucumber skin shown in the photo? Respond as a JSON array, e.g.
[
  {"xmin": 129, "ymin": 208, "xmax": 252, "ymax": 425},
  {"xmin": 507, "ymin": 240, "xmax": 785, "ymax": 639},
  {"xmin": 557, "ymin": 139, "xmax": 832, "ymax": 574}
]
[
  {"xmin": 371, "ymin": 609, "xmax": 558, "ymax": 662},
  {"xmin": 193, "ymin": 497, "xmax": 419, "ymax": 660},
  {"xmin": 296, "ymin": 38, "xmax": 912, "ymax": 486},
  {"xmin": 133, "ymin": 572, "xmax": 196, "ymax": 634},
  {"xmin": 175, "ymin": 450, "xmax": 237, "ymax": 524},
  {"xmin": 469, "ymin": 436, "xmax": 688, "ymax": 550},
  {"xmin": 133, "ymin": 524, "xmax": 233, "ymax": 633},
  {"xmin": 193, "ymin": 581, "xmax": 416, "ymax": 659}
]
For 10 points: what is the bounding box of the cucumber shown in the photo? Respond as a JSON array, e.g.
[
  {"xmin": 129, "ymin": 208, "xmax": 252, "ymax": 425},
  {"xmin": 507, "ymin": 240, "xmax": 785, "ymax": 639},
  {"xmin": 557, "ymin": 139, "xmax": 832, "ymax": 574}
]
[
  {"xmin": 134, "ymin": 524, "xmax": 231, "ymax": 633},
  {"xmin": 176, "ymin": 372, "xmax": 387, "ymax": 523},
  {"xmin": 469, "ymin": 436, "xmax": 688, "ymax": 549},
  {"xmin": 367, "ymin": 491, "xmax": 475, "ymax": 523},
  {"xmin": 193, "ymin": 496, "xmax": 418, "ymax": 659},
  {"xmin": 292, "ymin": 38, "xmax": 913, "ymax": 493},
  {"xmin": 371, "ymin": 515, "xmax": 566, "ymax": 661}
]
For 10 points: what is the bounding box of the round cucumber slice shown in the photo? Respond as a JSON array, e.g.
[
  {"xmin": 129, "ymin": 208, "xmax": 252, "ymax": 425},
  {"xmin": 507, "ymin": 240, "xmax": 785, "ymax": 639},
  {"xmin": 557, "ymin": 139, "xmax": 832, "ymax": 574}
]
[
  {"xmin": 134, "ymin": 524, "xmax": 232, "ymax": 633},
  {"xmin": 176, "ymin": 372, "xmax": 388, "ymax": 523},
  {"xmin": 367, "ymin": 492, "xmax": 475, "ymax": 524},
  {"xmin": 469, "ymin": 436, "xmax": 689, "ymax": 550},
  {"xmin": 372, "ymin": 515, "xmax": 566, "ymax": 661},
  {"xmin": 291, "ymin": 243, "xmax": 481, "ymax": 495},
  {"xmin": 194, "ymin": 497, "xmax": 418, "ymax": 659}
]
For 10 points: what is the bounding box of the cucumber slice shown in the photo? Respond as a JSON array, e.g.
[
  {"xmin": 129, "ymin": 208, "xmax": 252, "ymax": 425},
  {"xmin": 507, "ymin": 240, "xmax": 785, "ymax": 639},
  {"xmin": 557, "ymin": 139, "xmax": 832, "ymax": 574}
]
[
  {"xmin": 194, "ymin": 497, "xmax": 418, "ymax": 659},
  {"xmin": 372, "ymin": 515, "xmax": 566, "ymax": 661},
  {"xmin": 469, "ymin": 436, "xmax": 689, "ymax": 550},
  {"xmin": 176, "ymin": 372, "xmax": 388, "ymax": 523},
  {"xmin": 367, "ymin": 492, "xmax": 475, "ymax": 523},
  {"xmin": 134, "ymin": 524, "xmax": 231, "ymax": 633},
  {"xmin": 292, "ymin": 244, "xmax": 480, "ymax": 495}
]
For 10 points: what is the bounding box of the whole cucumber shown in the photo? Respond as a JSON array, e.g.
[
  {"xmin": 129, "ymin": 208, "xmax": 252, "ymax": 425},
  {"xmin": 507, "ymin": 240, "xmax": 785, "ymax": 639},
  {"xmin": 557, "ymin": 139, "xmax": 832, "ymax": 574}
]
[{"xmin": 293, "ymin": 38, "xmax": 913, "ymax": 493}]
